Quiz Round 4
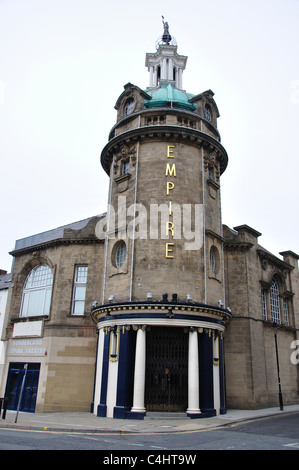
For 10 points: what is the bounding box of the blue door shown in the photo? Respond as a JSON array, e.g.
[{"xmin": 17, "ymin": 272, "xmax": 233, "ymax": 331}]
[{"xmin": 5, "ymin": 363, "xmax": 40, "ymax": 413}]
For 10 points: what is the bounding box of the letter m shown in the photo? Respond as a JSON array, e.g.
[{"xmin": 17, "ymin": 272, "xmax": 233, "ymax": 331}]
[{"xmin": 165, "ymin": 163, "xmax": 176, "ymax": 177}]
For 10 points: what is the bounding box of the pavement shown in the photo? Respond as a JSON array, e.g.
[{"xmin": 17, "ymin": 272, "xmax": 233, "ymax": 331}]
[{"xmin": 1, "ymin": 404, "xmax": 299, "ymax": 434}]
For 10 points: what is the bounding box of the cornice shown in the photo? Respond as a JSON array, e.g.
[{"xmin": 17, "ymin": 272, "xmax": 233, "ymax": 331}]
[
  {"xmin": 224, "ymin": 241, "xmax": 254, "ymax": 252},
  {"xmin": 101, "ymin": 125, "xmax": 228, "ymax": 175},
  {"xmin": 257, "ymin": 249, "xmax": 293, "ymax": 271},
  {"xmin": 10, "ymin": 237, "xmax": 104, "ymax": 257},
  {"xmin": 109, "ymin": 107, "xmax": 221, "ymax": 142},
  {"xmin": 205, "ymin": 229, "xmax": 224, "ymax": 242}
]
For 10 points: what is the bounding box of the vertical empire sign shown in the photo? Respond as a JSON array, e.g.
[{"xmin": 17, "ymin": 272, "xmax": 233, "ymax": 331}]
[{"xmin": 165, "ymin": 145, "xmax": 176, "ymax": 259}]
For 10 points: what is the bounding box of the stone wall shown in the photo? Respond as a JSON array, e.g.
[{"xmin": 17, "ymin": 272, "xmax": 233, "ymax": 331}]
[{"xmin": 223, "ymin": 224, "xmax": 299, "ymax": 409}]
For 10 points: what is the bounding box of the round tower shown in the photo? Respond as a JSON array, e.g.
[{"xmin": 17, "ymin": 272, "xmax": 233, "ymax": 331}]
[{"xmin": 92, "ymin": 22, "xmax": 231, "ymax": 419}]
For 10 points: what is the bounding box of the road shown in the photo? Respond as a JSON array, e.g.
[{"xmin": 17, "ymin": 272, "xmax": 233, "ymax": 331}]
[{"xmin": 0, "ymin": 412, "xmax": 299, "ymax": 452}]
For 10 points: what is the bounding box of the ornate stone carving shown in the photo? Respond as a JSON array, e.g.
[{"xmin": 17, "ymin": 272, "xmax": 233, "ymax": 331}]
[{"xmin": 204, "ymin": 150, "xmax": 220, "ymax": 181}]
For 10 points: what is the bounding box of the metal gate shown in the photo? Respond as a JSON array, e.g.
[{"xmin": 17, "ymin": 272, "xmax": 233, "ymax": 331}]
[{"xmin": 145, "ymin": 326, "xmax": 188, "ymax": 412}]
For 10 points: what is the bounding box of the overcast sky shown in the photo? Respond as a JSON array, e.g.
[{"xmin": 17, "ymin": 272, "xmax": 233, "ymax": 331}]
[{"xmin": 0, "ymin": 0, "xmax": 298, "ymax": 272}]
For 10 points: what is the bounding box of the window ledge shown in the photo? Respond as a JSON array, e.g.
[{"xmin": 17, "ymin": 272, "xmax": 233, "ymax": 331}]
[
  {"xmin": 11, "ymin": 315, "xmax": 49, "ymax": 323},
  {"xmin": 207, "ymin": 178, "xmax": 220, "ymax": 190},
  {"xmin": 67, "ymin": 314, "xmax": 87, "ymax": 318},
  {"xmin": 262, "ymin": 320, "xmax": 295, "ymax": 332},
  {"xmin": 114, "ymin": 173, "xmax": 131, "ymax": 184}
]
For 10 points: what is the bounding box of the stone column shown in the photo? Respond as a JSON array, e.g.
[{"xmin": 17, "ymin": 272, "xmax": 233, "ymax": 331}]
[
  {"xmin": 168, "ymin": 57, "xmax": 173, "ymax": 81},
  {"xmin": 131, "ymin": 327, "xmax": 146, "ymax": 414},
  {"xmin": 149, "ymin": 66, "xmax": 154, "ymax": 87},
  {"xmin": 153, "ymin": 67, "xmax": 158, "ymax": 87},
  {"xmin": 187, "ymin": 329, "xmax": 201, "ymax": 415},
  {"xmin": 162, "ymin": 58, "xmax": 167, "ymax": 80},
  {"xmin": 178, "ymin": 68, "xmax": 183, "ymax": 89}
]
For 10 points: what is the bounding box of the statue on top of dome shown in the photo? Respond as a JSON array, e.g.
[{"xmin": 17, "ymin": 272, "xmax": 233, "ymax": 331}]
[{"xmin": 161, "ymin": 16, "xmax": 172, "ymax": 44}]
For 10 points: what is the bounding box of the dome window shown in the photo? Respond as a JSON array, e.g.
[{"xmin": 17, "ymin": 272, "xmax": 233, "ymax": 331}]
[{"xmin": 205, "ymin": 104, "xmax": 212, "ymax": 121}]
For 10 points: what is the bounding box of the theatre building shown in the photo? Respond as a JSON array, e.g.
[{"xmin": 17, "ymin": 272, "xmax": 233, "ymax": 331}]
[{"xmin": 1, "ymin": 24, "xmax": 298, "ymax": 417}]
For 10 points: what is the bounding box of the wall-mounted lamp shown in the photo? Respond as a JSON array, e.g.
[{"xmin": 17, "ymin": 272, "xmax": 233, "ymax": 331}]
[
  {"xmin": 162, "ymin": 293, "xmax": 168, "ymax": 301},
  {"xmin": 186, "ymin": 294, "xmax": 192, "ymax": 302},
  {"xmin": 147, "ymin": 292, "xmax": 153, "ymax": 300},
  {"xmin": 109, "ymin": 295, "xmax": 115, "ymax": 303}
]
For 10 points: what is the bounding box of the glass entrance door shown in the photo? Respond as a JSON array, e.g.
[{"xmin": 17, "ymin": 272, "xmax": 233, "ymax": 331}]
[
  {"xmin": 5, "ymin": 363, "xmax": 40, "ymax": 412},
  {"xmin": 145, "ymin": 327, "xmax": 188, "ymax": 411}
]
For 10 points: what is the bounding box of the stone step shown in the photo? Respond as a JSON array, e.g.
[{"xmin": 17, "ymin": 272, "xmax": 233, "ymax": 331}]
[{"xmin": 145, "ymin": 412, "xmax": 187, "ymax": 420}]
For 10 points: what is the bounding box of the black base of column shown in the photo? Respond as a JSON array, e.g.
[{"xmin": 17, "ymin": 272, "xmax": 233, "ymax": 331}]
[
  {"xmin": 97, "ymin": 404, "xmax": 107, "ymax": 417},
  {"xmin": 187, "ymin": 409, "xmax": 216, "ymax": 419},
  {"xmin": 125, "ymin": 411, "xmax": 146, "ymax": 420},
  {"xmin": 113, "ymin": 406, "xmax": 131, "ymax": 419},
  {"xmin": 113, "ymin": 406, "xmax": 145, "ymax": 420}
]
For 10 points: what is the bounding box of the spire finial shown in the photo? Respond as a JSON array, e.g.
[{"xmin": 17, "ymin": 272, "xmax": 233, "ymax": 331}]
[{"xmin": 161, "ymin": 16, "xmax": 172, "ymax": 44}]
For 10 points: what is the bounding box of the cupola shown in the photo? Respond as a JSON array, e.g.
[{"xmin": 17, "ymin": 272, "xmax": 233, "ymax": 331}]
[{"xmin": 145, "ymin": 18, "xmax": 187, "ymax": 90}]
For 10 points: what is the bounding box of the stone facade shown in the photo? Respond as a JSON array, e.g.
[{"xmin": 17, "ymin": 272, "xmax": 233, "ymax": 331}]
[
  {"xmin": 0, "ymin": 216, "xmax": 104, "ymax": 412},
  {"xmin": 223, "ymin": 225, "xmax": 299, "ymax": 408},
  {"xmin": 0, "ymin": 30, "xmax": 298, "ymax": 416},
  {"xmin": 100, "ymin": 81, "xmax": 227, "ymax": 307}
]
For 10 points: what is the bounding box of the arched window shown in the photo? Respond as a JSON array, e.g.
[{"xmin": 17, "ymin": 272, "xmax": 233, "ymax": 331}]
[
  {"xmin": 115, "ymin": 241, "xmax": 127, "ymax": 268},
  {"xmin": 210, "ymin": 247, "xmax": 216, "ymax": 272},
  {"xmin": 270, "ymin": 278, "xmax": 281, "ymax": 324},
  {"xmin": 20, "ymin": 264, "xmax": 53, "ymax": 317},
  {"xmin": 209, "ymin": 245, "xmax": 219, "ymax": 275}
]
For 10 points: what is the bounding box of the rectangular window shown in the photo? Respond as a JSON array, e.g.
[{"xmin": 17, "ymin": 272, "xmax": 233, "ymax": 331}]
[
  {"xmin": 122, "ymin": 161, "xmax": 130, "ymax": 175},
  {"xmin": 72, "ymin": 266, "xmax": 88, "ymax": 315},
  {"xmin": 21, "ymin": 287, "xmax": 52, "ymax": 317},
  {"xmin": 270, "ymin": 281, "xmax": 281, "ymax": 324},
  {"xmin": 261, "ymin": 290, "xmax": 267, "ymax": 321},
  {"xmin": 283, "ymin": 298, "xmax": 289, "ymax": 326}
]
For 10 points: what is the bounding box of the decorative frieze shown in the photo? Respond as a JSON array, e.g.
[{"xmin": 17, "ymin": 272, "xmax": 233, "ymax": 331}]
[{"xmin": 92, "ymin": 300, "xmax": 231, "ymax": 325}]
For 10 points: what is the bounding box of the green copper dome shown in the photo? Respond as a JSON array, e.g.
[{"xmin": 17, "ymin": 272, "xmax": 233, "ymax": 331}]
[{"xmin": 144, "ymin": 83, "xmax": 196, "ymax": 112}]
